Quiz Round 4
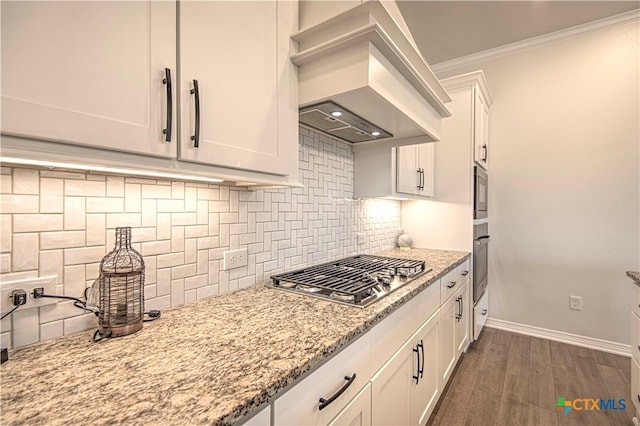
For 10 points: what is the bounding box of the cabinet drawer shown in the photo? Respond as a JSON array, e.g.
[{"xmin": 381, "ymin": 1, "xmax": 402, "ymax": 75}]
[
  {"xmin": 457, "ymin": 259, "xmax": 470, "ymax": 285},
  {"xmin": 633, "ymin": 283, "xmax": 640, "ymax": 319},
  {"xmin": 371, "ymin": 280, "xmax": 440, "ymax": 374},
  {"xmin": 440, "ymin": 267, "xmax": 461, "ymax": 304},
  {"xmin": 632, "ymin": 358, "xmax": 640, "ymax": 417},
  {"xmin": 474, "ymin": 289, "xmax": 489, "ymax": 340},
  {"xmin": 274, "ymin": 332, "xmax": 371, "ymax": 425},
  {"xmin": 633, "ymin": 313, "xmax": 640, "ymax": 365}
]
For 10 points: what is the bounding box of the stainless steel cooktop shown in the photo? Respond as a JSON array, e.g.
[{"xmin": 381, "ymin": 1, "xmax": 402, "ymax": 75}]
[{"xmin": 270, "ymin": 254, "xmax": 430, "ymax": 307}]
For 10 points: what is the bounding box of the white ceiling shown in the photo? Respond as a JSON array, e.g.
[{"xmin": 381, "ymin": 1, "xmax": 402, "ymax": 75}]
[{"xmin": 397, "ymin": 1, "xmax": 640, "ymax": 65}]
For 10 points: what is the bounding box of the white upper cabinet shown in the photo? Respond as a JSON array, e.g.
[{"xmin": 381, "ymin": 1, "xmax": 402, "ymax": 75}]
[
  {"xmin": 439, "ymin": 71, "xmax": 493, "ymax": 172},
  {"xmin": 474, "ymin": 88, "xmax": 490, "ymax": 170},
  {"xmin": 353, "ymin": 142, "xmax": 434, "ymax": 199},
  {"xmin": 1, "ymin": 1, "xmax": 176, "ymax": 158},
  {"xmin": 179, "ymin": 1, "xmax": 295, "ymax": 176},
  {"xmin": 397, "ymin": 144, "xmax": 435, "ymax": 197},
  {"xmin": 1, "ymin": 1, "xmax": 300, "ymax": 186}
]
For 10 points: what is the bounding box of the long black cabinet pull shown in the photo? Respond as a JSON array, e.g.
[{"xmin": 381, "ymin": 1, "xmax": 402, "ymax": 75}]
[
  {"xmin": 418, "ymin": 340, "xmax": 424, "ymax": 379},
  {"xmin": 481, "ymin": 144, "xmax": 488, "ymax": 162},
  {"xmin": 162, "ymin": 68, "xmax": 172, "ymax": 142},
  {"xmin": 420, "ymin": 168, "xmax": 425, "ymax": 190},
  {"xmin": 319, "ymin": 374, "xmax": 356, "ymax": 411},
  {"xmin": 455, "ymin": 296, "xmax": 462, "ymax": 321},
  {"xmin": 412, "ymin": 345, "xmax": 420, "ymax": 384},
  {"xmin": 190, "ymin": 79, "xmax": 200, "ymax": 148},
  {"xmin": 416, "ymin": 168, "xmax": 422, "ymax": 190}
]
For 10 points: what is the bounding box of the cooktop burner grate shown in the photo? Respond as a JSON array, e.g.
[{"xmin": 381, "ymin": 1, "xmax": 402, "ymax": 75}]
[{"xmin": 271, "ymin": 254, "xmax": 425, "ymax": 297}]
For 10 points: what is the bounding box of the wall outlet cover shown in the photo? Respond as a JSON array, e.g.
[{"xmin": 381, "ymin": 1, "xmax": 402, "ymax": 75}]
[
  {"xmin": 569, "ymin": 295, "xmax": 582, "ymax": 311},
  {"xmin": 0, "ymin": 276, "xmax": 58, "ymax": 312},
  {"xmin": 222, "ymin": 249, "xmax": 248, "ymax": 271}
]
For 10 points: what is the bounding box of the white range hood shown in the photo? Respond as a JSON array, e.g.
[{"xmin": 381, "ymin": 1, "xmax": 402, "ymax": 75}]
[{"xmin": 292, "ymin": 0, "xmax": 452, "ymax": 146}]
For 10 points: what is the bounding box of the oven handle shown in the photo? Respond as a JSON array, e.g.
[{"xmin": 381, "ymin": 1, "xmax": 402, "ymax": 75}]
[{"xmin": 319, "ymin": 374, "xmax": 356, "ymax": 410}]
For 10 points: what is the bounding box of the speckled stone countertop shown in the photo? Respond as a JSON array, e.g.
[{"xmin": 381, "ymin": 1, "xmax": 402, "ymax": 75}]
[
  {"xmin": 628, "ymin": 271, "xmax": 640, "ymax": 286},
  {"xmin": 0, "ymin": 248, "xmax": 468, "ymax": 425}
]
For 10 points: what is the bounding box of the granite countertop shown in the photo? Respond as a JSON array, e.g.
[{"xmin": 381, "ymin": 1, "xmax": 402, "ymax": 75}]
[
  {"xmin": 0, "ymin": 248, "xmax": 469, "ymax": 425},
  {"xmin": 628, "ymin": 271, "xmax": 640, "ymax": 286}
]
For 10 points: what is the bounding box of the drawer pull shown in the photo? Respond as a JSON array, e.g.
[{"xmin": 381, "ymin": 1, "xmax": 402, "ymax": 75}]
[
  {"xmin": 319, "ymin": 374, "xmax": 356, "ymax": 411},
  {"xmin": 481, "ymin": 309, "xmax": 488, "ymax": 316},
  {"xmin": 162, "ymin": 68, "xmax": 172, "ymax": 142},
  {"xmin": 460, "ymin": 270, "xmax": 469, "ymax": 276},
  {"xmin": 447, "ymin": 281, "xmax": 457, "ymax": 289}
]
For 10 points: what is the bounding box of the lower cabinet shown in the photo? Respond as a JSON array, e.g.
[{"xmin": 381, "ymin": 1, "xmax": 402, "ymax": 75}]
[
  {"xmin": 269, "ymin": 258, "xmax": 471, "ymax": 426},
  {"xmin": 243, "ymin": 405, "xmax": 271, "ymax": 426},
  {"xmin": 632, "ymin": 358, "xmax": 639, "ymax": 425},
  {"xmin": 370, "ymin": 311, "xmax": 439, "ymax": 426},
  {"xmin": 328, "ymin": 383, "xmax": 371, "ymax": 426},
  {"xmin": 474, "ymin": 289, "xmax": 489, "ymax": 340},
  {"xmin": 273, "ymin": 332, "xmax": 371, "ymax": 425}
]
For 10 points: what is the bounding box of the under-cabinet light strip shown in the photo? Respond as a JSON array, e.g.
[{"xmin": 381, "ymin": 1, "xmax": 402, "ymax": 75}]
[{"xmin": 0, "ymin": 157, "xmax": 224, "ymax": 184}]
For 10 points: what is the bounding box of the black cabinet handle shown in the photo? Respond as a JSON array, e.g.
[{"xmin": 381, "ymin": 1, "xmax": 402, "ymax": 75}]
[
  {"xmin": 412, "ymin": 345, "xmax": 420, "ymax": 384},
  {"xmin": 420, "ymin": 168, "xmax": 425, "ymax": 191},
  {"xmin": 481, "ymin": 144, "xmax": 487, "ymax": 162},
  {"xmin": 455, "ymin": 296, "xmax": 462, "ymax": 321},
  {"xmin": 162, "ymin": 68, "xmax": 172, "ymax": 142},
  {"xmin": 447, "ymin": 281, "xmax": 457, "ymax": 289},
  {"xmin": 319, "ymin": 374, "xmax": 356, "ymax": 411},
  {"xmin": 416, "ymin": 168, "xmax": 422, "ymax": 190},
  {"xmin": 190, "ymin": 79, "xmax": 200, "ymax": 148},
  {"xmin": 481, "ymin": 309, "xmax": 488, "ymax": 316},
  {"xmin": 460, "ymin": 270, "xmax": 469, "ymax": 276},
  {"xmin": 418, "ymin": 340, "xmax": 424, "ymax": 378},
  {"xmin": 460, "ymin": 296, "xmax": 464, "ymax": 322}
]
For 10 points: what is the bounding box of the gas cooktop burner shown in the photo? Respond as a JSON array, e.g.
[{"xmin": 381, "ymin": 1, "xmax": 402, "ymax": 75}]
[{"xmin": 270, "ymin": 254, "xmax": 430, "ymax": 307}]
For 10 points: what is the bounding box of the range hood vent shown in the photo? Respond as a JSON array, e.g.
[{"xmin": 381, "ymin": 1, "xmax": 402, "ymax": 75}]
[
  {"xmin": 292, "ymin": 0, "xmax": 452, "ymax": 146},
  {"xmin": 300, "ymin": 101, "xmax": 392, "ymax": 143}
]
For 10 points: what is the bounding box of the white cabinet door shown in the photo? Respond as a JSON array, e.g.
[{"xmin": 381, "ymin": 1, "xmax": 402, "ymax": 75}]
[
  {"xmin": 370, "ymin": 338, "xmax": 413, "ymax": 425},
  {"xmin": 396, "ymin": 144, "xmax": 434, "ymax": 197},
  {"xmin": 438, "ymin": 294, "xmax": 456, "ymax": 386},
  {"xmin": 411, "ymin": 313, "xmax": 440, "ymax": 426},
  {"xmin": 418, "ymin": 143, "xmax": 435, "ymax": 197},
  {"xmin": 243, "ymin": 405, "xmax": 271, "ymax": 426},
  {"xmin": 1, "ymin": 1, "xmax": 176, "ymax": 158},
  {"xmin": 179, "ymin": 1, "xmax": 292, "ymax": 176},
  {"xmin": 328, "ymin": 383, "xmax": 371, "ymax": 426},
  {"xmin": 396, "ymin": 145, "xmax": 420, "ymax": 195},
  {"xmin": 474, "ymin": 87, "xmax": 490, "ymax": 170},
  {"xmin": 455, "ymin": 283, "xmax": 469, "ymax": 355}
]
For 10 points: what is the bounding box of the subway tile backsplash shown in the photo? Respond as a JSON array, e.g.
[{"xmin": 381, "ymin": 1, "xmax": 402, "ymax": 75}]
[{"xmin": 0, "ymin": 127, "xmax": 401, "ymax": 349}]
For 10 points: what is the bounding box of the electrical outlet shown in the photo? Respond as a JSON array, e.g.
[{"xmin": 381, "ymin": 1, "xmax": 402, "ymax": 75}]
[
  {"xmin": 222, "ymin": 249, "xmax": 248, "ymax": 271},
  {"xmin": 357, "ymin": 232, "xmax": 366, "ymax": 245},
  {"xmin": 569, "ymin": 295, "xmax": 582, "ymax": 311},
  {"xmin": 0, "ymin": 276, "xmax": 58, "ymax": 312}
]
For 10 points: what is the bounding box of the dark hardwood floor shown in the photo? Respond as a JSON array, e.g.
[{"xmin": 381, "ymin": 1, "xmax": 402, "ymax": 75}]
[{"xmin": 428, "ymin": 327, "xmax": 633, "ymax": 426}]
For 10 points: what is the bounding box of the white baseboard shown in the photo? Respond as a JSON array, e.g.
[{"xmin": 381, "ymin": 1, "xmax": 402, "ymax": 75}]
[{"xmin": 485, "ymin": 318, "xmax": 631, "ymax": 357}]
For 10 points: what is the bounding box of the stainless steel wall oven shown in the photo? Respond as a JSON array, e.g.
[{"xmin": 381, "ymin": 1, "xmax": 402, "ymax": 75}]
[{"xmin": 473, "ymin": 223, "xmax": 489, "ymax": 303}]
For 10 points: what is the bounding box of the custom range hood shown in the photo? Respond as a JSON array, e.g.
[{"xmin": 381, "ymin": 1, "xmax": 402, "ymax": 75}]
[{"xmin": 292, "ymin": 0, "xmax": 452, "ymax": 146}]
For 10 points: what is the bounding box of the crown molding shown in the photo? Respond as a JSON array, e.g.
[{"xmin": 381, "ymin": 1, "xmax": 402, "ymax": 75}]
[
  {"xmin": 439, "ymin": 70, "xmax": 493, "ymax": 106},
  {"xmin": 432, "ymin": 9, "xmax": 640, "ymax": 75}
]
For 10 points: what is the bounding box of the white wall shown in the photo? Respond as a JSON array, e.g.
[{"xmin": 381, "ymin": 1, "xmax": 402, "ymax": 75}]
[{"xmin": 434, "ymin": 21, "xmax": 639, "ymax": 344}]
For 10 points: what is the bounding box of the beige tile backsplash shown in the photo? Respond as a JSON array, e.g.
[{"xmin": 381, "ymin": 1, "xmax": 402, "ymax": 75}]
[{"xmin": 0, "ymin": 128, "xmax": 402, "ymax": 349}]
